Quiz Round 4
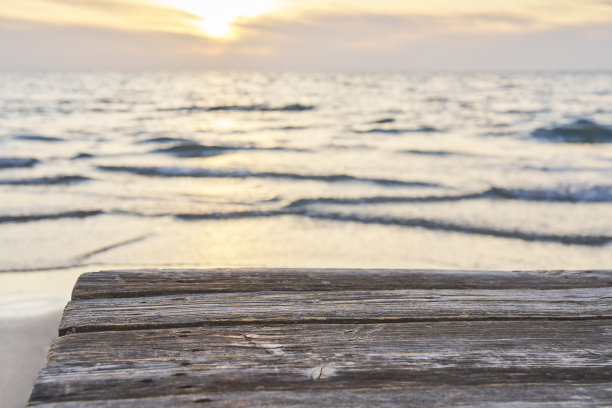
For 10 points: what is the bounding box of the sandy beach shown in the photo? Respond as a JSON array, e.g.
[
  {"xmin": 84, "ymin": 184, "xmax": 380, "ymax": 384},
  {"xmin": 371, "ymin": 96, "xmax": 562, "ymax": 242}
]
[
  {"xmin": 0, "ymin": 268, "xmax": 88, "ymax": 407},
  {"xmin": 0, "ymin": 310, "xmax": 63, "ymax": 408}
]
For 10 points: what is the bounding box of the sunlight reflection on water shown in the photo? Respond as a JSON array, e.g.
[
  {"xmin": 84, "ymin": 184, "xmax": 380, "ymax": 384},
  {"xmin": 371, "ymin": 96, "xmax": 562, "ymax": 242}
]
[{"xmin": 1, "ymin": 71, "xmax": 611, "ymax": 315}]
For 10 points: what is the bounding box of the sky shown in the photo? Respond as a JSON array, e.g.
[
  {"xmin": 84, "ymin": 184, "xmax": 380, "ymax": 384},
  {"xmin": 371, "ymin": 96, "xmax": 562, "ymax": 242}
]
[{"xmin": 0, "ymin": 0, "xmax": 611, "ymax": 70}]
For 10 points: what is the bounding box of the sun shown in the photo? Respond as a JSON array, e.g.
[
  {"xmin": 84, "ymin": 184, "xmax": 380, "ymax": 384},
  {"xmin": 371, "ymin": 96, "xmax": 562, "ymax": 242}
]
[{"xmin": 165, "ymin": 0, "xmax": 278, "ymax": 38}]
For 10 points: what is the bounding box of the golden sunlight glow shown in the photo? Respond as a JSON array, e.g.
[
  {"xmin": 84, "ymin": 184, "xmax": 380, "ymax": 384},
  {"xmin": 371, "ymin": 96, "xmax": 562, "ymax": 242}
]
[
  {"xmin": 0, "ymin": 0, "xmax": 611, "ymax": 41},
  {"xmin": 164, "ymin": 0, "xmax": 278, "ymax": 38}
]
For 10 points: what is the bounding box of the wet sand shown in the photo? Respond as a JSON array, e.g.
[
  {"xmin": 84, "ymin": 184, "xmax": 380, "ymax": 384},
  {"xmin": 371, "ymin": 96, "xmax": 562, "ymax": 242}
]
[
  {"xmin": 0, "ymin": 310, "xmax": 63, "ymax": 408},
  {"xmin": 0, "ymin": 268, "xmax": 88, "ymax": 408}
]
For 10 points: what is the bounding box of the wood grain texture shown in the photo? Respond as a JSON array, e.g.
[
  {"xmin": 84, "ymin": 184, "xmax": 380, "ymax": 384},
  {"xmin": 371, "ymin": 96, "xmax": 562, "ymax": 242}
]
[
  {"xmin": 59, "ymin": 287, "xmax": 612, "ymax": 335},
  {"xmin": 71, "ymin": 268, "xmax": 612, "ymax": 300},
  {"xmin": 28, "ymin": 269, "xmax": 612, "ymax": 407},
  {"xmin": 29, "ymin": 321, "xmax": 612, "ymax": 406},
  {"xmin": 29, "ymin": 385, "xmax": 612, "ymax": 408}
]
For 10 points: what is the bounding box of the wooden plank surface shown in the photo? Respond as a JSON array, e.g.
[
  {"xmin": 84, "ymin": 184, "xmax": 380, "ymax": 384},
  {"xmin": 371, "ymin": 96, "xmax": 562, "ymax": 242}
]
[
  {"xmin": 29, "ymin": 269, "xmax": 612, "ymax": 407},
  {"xmin": 28, "ymin": 385, "xmax": 612, "ymax": 408},
  {"xmin": 29, "ymin": 321, "xmax": 612, "ymax": 406},
  {"xmin": 59, "ymin": 287, "xmax": 611, "ymax": 335},
  {"xmin": 71, "ymin": 268, "xmax": 612, "ymax": 299}
]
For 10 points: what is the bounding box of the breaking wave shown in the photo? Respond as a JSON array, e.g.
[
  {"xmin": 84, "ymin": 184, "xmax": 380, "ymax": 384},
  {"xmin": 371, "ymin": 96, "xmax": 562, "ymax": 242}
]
[
  {"xmin": 369, "ymin": 118, "xmax": 396, "ymax": 124},
  {"xmin": 400, "ymin": 149, "xmax": 468, "ymax": 157},
  {"xmin": 13, "ymin": 134, "xmax": 64, "ymax": 142},
  {"xmin": 173, "ymin": 209, "xmax": 611, "ymax": 246},
  {"xmin": 138, "ymin": 137, "xmax": 196, "ymax": 144},
  {"xmin": 152, "ymin": 144, "xmax": 233, "ymax": 158},
  {"xmin": 0, "ymin": 157, "xmax": 39, "ymax": 169},
  {"xmin": 286, "ymin": 193, "xmax": 485, "ymax": 208},
  {"xmin": 0, "ymin": 210, "xmax": 103, "ymax": 224},
  {"xmin": 287, "ymin": 185, "xmax": 612, "ymax": 208},
  {"xmin": 97, "ymin": 165, "xmax": 440, "ymax": 188},
  {"xmin": 486, "ymin": 186, "xmax": 612, "ymax": 203},
  {"xmin": 503, "ymin": 108, "xmax": 550, "ymax": 115},
  {"xmin": 301, "ymin": 211, "xmax": 611, "ymax": 246},
  {"xmin": 71, "ymin": 153, "xmax": 95, "ymax": 160},
  {"xmin": 353, "ymin": 126, "xmax": 439, "ymax": 134},
  {"xmin": 158, "ymin": 103, "xmax": 315, "ymax": 113},
  {"xmin": 531, "ymin": 119, "xmax": 612, "ymax": 143},
  {"xmin": 0, "ymin": 175, "xmax": 91, "ymax": 185},
  {"xmin": 176, "ymin": 210, "xmax": 288, "ymax": 221},
  {"xmin": 261, "ymin": 125, "xmax": 309, "ymax": 131},
  {"xmin": 2, "ymin": 203, "xmax": 606, "ymax": 246},
  {"xmin": 153, "ymin": 143, "xmax": 307, "ymax": 158}
]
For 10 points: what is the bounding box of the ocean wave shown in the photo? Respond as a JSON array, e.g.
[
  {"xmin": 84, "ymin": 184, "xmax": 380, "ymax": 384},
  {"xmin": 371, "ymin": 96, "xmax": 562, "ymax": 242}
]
[
  {"xmin": 484, "ymin": 131, "xmax": 519, "ymax": 137},
  {"xmin": 325, "ymin": 144, "xmax": 371, "ymax": 150},
  {"xmin": 369, "ymin": 118, "xmax": 396, "ymax": 124},
  {"xmin": 486, "ymin": 186, "xmax": 612, "ymax": 203},
  {"xmin": 173, "ymin": 209, "xmax": 610, "ymax": 246},
  {"xmin": 153, "ymin": 143, "xmax": 307, "ymax": 158},
  {"xmin": 519, "ymin": 165, "xmax": 608, "ymax": 173},
  {"xmin": 158, "ymin": 103, "xmax": 315, "ymax": 113},
  {"xmin": 13, "ymin": 134, "xmax": 64, "ymax": 142},
  {"xmin": 353, "ymin": 126, "xmax": 439, "ymax": 134},
  {"xmin": 0, "ymin": 210, "xmax": 103, "ymax": 224},
  {"xmin": 302, "ymin": 211, "xmax": 611, "ymax": 246},
  {"xmin": 176, "ymin": 210, "xmax": 288, "ymax": 221},
  {"xmin": 287, "ymin": 186, "xmax": 612, "ymax": 208},
  {"xmin": 531, "ymin": 119, "xmax": 612, "ymax": 143},
  {"xmin": 286, "ymin": 193, "xmax": 484, "ymax": 208},
  {"xmin": 152, "ymin": 144, "xmax": 233, "ymax": 158},
  {"xmin": 400, "ymin": 149, "xmax": 465, "ymax": 156},
  {"xmin": 138, "ymin": 137, "xmax": 196, "ymax": 144},
  {"xmin": 425, "ymin": 96, "xmax": 449, "ymax": 103},
  {"xmin": 0, "ymin": 157, "xmax": 39, "ymax": 168},
  {"xmin": 97, "ymin": 165, "xmax": 440, "ymax": 188},
  {"xmin": 262, "ymin": 125, "xmax": 309, "ymax": 131},
  {"xmin": 503, "ymin": 108, "xmax": 550, "ymax": 115},
  {"xmin": 0, "ymin": 175, "xmax": 91, "ymax": 185},
  {"xmin": 71, "ymin": 153, "xmax": 95, "ymax": 160}
]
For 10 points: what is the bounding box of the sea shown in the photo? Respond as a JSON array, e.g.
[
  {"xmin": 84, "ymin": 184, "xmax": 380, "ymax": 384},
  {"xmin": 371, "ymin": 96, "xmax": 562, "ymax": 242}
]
[{"xmin": 1, "ymin": 71, "xmax": 611, "ymax": 315}]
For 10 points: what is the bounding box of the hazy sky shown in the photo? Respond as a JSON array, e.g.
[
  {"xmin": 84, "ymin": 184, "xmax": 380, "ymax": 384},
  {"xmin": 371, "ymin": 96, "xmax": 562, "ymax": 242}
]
[{"xmin": 1, "ymin": 0, "xmax": 611, "ymax": 70}]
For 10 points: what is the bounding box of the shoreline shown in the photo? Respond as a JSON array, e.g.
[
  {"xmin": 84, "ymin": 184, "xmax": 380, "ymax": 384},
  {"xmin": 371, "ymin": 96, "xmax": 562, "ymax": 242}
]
[
  {"xmin": 0, "ymin": 310, "xmax": 63, "ymax": 408},
  {"xmin": 0, "ymin": 267, "xmax": 89, "ymax": 408}
]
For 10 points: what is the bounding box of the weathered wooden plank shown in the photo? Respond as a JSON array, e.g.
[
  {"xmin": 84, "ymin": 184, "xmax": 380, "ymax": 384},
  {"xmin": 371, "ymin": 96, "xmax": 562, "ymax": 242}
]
[
  {"xmin": 71, "ymin": 268, "xmax": 612, "ymax": 300},
  {"xmin": 59, "ymin": 288, "xmax": 612, "ymax": 335},
  {"xmin": 28, "ymin": 384, "xmax": 612, "ymax": 408},
  {"xmin": 29, "ymin": 321, "xmax": 612, "ymax": 406},
  {"xmin": 30, "ymin": 269, "xmax": 612, "ymax": 407}
]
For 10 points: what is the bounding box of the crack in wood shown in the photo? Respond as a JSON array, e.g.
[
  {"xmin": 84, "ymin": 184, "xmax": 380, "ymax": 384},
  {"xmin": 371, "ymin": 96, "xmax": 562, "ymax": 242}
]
[
  {"xmin": 310, "ymin": 365, "xmax": 337, "ymax": 381},
  {"xmin": 59, "ymin": 315, "xmax": 612, "ymax": 336}
]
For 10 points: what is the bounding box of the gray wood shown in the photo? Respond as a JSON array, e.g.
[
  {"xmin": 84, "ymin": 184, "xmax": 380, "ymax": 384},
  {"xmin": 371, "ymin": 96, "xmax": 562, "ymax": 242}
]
[
  {"xmin": 28, "ymin": 321, "xmax": 612, "ymax": 406},
  {"xmin": 59, "ymin": 287, "xmax": 612, "ymax": 335},
  {"xmin": 28, "ymin": 269, "xmax": 612, "ymax": 407},
  {"xmin": 71, "ymin": 268, "xmax": 612, "ymax": 300},
  {"xmin": 29, "ymin": 385, "xmax": 612, "ymax": 408}
]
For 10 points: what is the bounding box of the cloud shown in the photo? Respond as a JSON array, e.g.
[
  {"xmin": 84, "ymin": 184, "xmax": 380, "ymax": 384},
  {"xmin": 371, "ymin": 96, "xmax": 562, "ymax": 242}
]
[
  {"xmin": 207, "ymin": 13, "xmax": 612, "ymax": 70},
  {"xmin": 0, "ymin": 0, "xmax": 199, "ymax": 34},
  {"xmin": 0, "ymin": 19, "xmax": 214, "ymax": 69},
  {"xmin": 0, "ymin": 3, "xmax": 611, "ymax": 70}
]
